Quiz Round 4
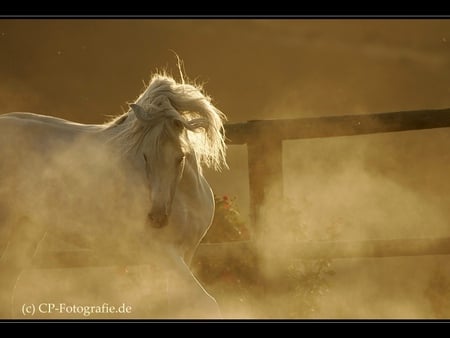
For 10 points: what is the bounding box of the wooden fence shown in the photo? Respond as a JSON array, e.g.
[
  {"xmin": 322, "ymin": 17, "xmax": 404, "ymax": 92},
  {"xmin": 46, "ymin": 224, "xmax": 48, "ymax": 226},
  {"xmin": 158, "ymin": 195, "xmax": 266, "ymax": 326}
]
[
  {"xmin": 225, "ymin": 108, "xmax": 450, "ymax": 230},
  {"xmin": 34, "ymin": 107, "xmax": 450, "ymax": 267}
]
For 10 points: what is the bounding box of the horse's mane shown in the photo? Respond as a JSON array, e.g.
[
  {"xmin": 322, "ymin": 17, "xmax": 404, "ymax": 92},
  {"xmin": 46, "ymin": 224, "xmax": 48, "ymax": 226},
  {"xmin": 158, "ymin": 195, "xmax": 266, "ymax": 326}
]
[{"xmin": 105, "ymin": 73, "xmax": 228, "ymax": 171}]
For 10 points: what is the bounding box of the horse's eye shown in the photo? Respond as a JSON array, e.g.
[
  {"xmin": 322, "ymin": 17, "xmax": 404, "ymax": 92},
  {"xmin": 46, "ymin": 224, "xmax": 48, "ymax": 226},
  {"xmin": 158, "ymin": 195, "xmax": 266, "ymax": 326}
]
[{"xmin": 177, "ymin": 155, "xmax": 185, "ymax": 164}]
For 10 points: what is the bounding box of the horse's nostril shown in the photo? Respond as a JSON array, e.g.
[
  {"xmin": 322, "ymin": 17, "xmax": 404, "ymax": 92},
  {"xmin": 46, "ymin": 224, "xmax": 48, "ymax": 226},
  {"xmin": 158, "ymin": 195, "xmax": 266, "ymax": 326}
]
[{"xmin": 148, "ymin": 213, "xmax": 167, "ymax": 228}]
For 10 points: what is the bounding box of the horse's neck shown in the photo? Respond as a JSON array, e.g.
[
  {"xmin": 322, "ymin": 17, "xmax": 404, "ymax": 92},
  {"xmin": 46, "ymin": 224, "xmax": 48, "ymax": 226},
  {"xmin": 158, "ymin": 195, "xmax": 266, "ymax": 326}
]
[
  {"xmin": 180, "ymin": 154, "xmax": 214, "ymax": 221},
  {"xmin": 97, "ymin": 113, "xmax": 133, "ymax": 139},
  {"xmin": 174, "ymin": 155, "xmax": 214, "ymax": 264},
  {"xmin": 183, "ymin": 153, "xmax": 203, "ymax": 186}
]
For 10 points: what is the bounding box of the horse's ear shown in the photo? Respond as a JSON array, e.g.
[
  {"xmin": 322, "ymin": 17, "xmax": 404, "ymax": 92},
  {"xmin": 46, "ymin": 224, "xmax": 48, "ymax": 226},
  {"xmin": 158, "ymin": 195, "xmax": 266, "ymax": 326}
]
[{"xmin": 130, "ymin": 103, "xmax": 148, "ymax": 122}]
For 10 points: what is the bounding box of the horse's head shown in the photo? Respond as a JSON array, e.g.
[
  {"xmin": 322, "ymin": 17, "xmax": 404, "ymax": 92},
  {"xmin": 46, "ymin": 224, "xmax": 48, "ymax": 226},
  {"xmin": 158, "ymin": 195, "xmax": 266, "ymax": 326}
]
[
  {"xmin": 131, "ymin": 102, "xmax": 188, "ymax": 228},
  {"xmin": 122, "ymin": 74, "xmax": 228, "ymax": 228}
]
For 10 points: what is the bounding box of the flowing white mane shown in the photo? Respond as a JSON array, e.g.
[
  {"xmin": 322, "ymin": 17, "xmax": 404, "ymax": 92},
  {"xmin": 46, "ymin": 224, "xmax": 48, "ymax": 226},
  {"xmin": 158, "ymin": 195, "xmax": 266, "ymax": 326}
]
[{"xmin": 106, "ymin": 73, "xmax": 228, "ymax": 171}]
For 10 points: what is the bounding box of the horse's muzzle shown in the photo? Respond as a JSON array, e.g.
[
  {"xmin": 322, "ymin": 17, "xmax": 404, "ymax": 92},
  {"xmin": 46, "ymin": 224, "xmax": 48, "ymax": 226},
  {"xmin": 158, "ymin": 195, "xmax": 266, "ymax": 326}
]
[{"xmin": 148, "ymin": 212, "xmax": 168, "ymax": 228}]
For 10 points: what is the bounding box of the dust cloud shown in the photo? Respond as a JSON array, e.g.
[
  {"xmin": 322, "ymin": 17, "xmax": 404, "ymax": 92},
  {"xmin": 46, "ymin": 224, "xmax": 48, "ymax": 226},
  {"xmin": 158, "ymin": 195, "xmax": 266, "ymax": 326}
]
[
  {"xmin": 1, "ymin": 19, "xmax": 450, "ymax": 319},
  {"xmin": 249, "ymin": 131, "xmax": 450, "ymax": 318},
  {"xmin": 0, "ymin": 125, "xmax": 177, "ymax": 318}
]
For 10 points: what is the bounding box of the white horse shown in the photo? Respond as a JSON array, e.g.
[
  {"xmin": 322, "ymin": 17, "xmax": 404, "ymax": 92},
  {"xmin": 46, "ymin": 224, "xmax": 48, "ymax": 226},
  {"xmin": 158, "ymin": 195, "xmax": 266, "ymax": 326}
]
[{"xmin": 0, "ymin": 73, "xmax": 227, "ymax": 318}]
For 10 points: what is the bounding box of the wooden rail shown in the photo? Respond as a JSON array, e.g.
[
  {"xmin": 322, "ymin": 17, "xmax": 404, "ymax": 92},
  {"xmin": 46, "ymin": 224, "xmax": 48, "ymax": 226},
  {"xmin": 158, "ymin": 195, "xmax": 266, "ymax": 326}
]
[
  {"xmin": 32, "ymin": 236, "xmax": 450, "ymax": 269},
  {"xmin": 225, "ymin": 108, "xmax": 450, "ymax": 145},
  {"xmin": 196, "ymin": 237, "xmax": 450, "ymax": 260}
]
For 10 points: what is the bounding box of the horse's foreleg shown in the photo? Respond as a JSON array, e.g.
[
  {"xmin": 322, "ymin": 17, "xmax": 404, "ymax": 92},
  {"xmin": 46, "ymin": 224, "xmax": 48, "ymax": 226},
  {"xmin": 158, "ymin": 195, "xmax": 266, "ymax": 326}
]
[
  {"xmin": 165, "ymin": 252, "xmax": 221, "ymax": 319},
  {"xmin": 0, "ymin": 220, "xmax": 45, "ymax": 318}
]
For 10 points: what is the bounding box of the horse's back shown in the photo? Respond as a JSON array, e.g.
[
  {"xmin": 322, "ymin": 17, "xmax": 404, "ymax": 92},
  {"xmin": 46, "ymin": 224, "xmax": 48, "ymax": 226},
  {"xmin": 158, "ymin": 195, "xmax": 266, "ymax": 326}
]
[
  {"xmin": 0, "ymin": 112, "xmax": 100, "ymax": 144},
  {"xmin": 0, "ymin": 113, "xmax": 103, "ymax": 227},
  {"xmin": 0, "ymin": 112, "xmax": 148, "ymax": 240},
  {"xmin": 0, "ymin": 112, "xmax": 93, "ymax": 187}
]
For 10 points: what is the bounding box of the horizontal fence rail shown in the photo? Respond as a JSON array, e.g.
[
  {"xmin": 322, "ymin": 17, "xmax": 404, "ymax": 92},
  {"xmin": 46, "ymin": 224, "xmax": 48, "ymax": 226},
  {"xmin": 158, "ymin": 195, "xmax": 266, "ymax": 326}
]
[
  {"xmin": 196, "ymin": 237, "xmax": 450, "ymax": 260},
  {"xmin": 224, "ymin": 108, "xmax": 450, "ymax": 144},
  {"xmin": 32, "ymin": 236, "xmax": 450, "ymax": 269}
]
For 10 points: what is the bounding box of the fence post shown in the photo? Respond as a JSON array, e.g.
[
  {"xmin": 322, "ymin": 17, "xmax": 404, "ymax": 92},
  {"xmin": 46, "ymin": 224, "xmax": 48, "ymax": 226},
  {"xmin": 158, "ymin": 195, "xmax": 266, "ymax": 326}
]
[{"xmin": 247, "ymin": 138, "xmax": 283, "ymax": 236}]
